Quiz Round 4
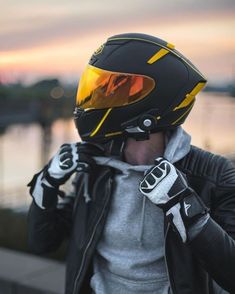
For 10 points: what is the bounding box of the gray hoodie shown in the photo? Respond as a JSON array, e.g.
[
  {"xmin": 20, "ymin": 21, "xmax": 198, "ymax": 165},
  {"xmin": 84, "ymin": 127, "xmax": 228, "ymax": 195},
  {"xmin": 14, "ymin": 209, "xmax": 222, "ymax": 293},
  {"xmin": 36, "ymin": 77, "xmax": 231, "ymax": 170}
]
[{"xmin": 90, "ymin": 127, "xmax": 191, "ymax": 294}]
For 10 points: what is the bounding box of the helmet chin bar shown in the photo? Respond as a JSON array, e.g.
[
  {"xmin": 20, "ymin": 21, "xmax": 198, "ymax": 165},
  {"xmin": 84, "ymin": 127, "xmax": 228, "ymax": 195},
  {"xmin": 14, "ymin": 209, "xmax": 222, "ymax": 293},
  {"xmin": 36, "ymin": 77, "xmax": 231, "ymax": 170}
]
[{"xmin": 75, "ymin": 108, "xmax": 162, "ymax": 157}]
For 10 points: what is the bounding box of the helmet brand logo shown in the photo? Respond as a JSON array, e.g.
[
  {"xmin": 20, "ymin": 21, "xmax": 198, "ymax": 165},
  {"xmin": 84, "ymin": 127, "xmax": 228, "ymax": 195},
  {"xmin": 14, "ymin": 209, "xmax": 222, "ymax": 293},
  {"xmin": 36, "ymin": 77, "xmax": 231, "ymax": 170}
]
[
  {"xmin": 184, "ymin": 201, "xmax": 191, "ymax": 216},
  {"xmin": 93, "ymin": 44, "xmax": 105, "ymax": 56}
]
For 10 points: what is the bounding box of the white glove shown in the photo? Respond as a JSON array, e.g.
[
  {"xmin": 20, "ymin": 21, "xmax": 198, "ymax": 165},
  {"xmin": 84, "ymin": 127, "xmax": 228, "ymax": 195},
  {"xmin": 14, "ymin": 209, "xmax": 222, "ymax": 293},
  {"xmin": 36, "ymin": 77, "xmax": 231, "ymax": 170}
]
[
  {"xmin": 28, "ymin": 171, "xmax": 57, "ymax": 209},
  {"xmin": 139, "ymin": 157, "xmax": 208, "ymax": 242},
  {"xmin": 28, "ymin": 143, "xmax": 79, "ymax": 209},
  {"xmin": 28, "ymin": 142, "xmax": 104, "ymax": 209},
  {"xmin": 47, "ymin": 143, "xmax": 79, "ymax": 184}
]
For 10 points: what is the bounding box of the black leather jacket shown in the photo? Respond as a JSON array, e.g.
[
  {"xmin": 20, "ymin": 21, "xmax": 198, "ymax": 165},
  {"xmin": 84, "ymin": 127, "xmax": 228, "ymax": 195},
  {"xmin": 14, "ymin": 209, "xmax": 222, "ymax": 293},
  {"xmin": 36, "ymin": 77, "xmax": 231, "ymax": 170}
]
[{"xmin": 28, "ymin": 146, "xmax": 235, "ymax": 294}]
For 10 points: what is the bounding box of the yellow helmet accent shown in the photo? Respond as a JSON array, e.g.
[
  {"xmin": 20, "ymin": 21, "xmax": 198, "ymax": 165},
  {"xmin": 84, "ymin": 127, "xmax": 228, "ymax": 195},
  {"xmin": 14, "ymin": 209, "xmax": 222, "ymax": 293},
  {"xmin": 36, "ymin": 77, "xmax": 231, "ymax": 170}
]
[
  {"xmin": 147, "ymin": 48, "xmax": 169, "ymax": 64},
  {"xmin": 172, "ymin": 103, "xmax": 194, "ymax": 125},
  {"xmin": 167, "ymin": 43, "xmax": 175, "ymax": 49},
  {"xmin": 174, "ymin": 82, "xmax": 206, "ymax": 111},
  {"xmin": 90, "ymin": 108, "xmax": 112, "ymax": 137}
]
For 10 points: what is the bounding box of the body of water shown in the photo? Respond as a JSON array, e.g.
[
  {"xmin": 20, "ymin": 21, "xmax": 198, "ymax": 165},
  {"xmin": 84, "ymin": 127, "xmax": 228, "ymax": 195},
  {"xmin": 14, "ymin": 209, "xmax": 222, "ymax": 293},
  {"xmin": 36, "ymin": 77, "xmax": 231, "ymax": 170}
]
[{"xmin": 1, "ymin": 92, "xmax": 235, "ymax": 209}]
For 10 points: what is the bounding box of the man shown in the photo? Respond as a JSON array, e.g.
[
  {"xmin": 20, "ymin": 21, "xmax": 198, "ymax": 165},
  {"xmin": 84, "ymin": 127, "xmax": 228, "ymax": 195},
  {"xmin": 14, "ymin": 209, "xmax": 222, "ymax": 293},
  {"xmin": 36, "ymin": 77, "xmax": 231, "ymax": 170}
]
[{"xmin": 28, "ymin": 33, "xmax": 235, "ymax": 294}]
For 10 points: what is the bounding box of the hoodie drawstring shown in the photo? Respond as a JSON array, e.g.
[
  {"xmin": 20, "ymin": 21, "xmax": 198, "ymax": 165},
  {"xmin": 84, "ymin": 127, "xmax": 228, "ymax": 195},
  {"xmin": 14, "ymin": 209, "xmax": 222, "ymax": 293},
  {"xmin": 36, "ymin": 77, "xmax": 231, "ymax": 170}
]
[
  {"xmin": 138, "ymin": 195, "xmax": 146, "ymax": 246},
  {"xmin": 83, "ymin": 172, "xmax": 91, "ymax": 203}
]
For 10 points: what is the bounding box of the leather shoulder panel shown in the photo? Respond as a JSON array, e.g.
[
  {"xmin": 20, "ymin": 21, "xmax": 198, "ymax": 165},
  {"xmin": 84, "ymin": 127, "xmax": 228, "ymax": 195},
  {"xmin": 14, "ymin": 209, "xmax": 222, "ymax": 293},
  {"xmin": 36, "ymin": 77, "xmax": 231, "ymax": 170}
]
[{"xmin": 176, "ymin": 145, "xmax": 235, "ymax": 187}]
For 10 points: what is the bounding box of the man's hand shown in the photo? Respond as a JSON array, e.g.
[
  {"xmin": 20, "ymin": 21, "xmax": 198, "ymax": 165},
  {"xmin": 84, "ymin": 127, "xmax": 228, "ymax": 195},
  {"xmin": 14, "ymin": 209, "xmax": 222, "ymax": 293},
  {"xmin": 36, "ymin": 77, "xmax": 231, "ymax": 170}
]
[
  {"xmin": 139, "ymin": 158, "xmax": 208, "ymax": 242},
  {"xmin": 28, "ymin": 142, "xmax": 104, "ymax": 209},
  {"xmin": 46, "ymin": 143, "xmax": 80, "ymax": 185}
]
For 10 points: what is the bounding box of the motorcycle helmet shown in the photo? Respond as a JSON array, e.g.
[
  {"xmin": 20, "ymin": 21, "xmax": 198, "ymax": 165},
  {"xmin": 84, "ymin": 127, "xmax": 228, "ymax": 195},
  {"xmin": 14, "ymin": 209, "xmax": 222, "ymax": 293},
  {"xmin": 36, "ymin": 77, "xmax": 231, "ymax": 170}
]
[{"xmin": 74, "ymin": 33, "xmax": 207, "ymax": 143}]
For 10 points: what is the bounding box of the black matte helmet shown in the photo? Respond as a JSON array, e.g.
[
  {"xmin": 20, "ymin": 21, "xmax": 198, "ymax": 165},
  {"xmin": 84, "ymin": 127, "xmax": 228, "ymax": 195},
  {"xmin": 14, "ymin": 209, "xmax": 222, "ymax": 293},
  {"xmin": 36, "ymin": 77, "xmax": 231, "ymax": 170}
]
[{"xmin": 74, "ymin": 33, "xmax": 207, "ymax": 142}]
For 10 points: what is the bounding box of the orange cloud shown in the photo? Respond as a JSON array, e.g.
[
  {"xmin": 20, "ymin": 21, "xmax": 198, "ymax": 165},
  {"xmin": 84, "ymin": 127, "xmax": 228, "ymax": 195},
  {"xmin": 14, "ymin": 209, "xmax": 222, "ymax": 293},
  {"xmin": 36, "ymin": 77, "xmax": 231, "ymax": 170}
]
[{"xmin": 0, "ymin": 10, "xmax": 234, "ymax": 83}]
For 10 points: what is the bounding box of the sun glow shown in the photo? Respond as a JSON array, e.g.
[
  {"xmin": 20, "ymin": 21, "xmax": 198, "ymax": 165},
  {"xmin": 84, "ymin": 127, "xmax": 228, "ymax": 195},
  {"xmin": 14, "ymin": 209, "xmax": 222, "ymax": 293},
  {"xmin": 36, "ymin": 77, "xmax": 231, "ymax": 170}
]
[{"xmin": 0, "ymin": 9, "xmax": 234, "ymax": 83}]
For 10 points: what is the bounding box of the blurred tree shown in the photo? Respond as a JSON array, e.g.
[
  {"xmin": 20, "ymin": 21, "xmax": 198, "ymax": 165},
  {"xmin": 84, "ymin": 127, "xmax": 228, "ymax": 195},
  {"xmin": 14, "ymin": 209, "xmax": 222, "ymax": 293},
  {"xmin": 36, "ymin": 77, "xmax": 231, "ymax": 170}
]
[
  {"xmin": 0, "ymin": 79, "xmax": 76, "ymax": 164},
  {"xmin": 228, "ymin": 84, "xmax": 235, "ymax": 97}
]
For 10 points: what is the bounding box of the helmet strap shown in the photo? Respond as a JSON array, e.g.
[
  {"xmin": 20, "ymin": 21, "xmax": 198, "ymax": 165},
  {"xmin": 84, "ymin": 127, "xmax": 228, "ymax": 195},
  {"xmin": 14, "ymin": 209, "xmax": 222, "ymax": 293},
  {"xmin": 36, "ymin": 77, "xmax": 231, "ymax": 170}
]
[{"xmin": 104, "ymin": 137, "xmax": 126, "ymax": 158}]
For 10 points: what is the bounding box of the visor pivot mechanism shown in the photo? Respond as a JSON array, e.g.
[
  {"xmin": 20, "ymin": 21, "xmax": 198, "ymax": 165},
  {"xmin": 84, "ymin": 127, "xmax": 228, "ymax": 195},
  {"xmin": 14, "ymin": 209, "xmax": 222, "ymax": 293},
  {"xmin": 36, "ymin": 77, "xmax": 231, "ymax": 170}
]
[
  {"xmin": 143, "ymin": 119, "xmax": 152, "ymax": 127},
  {"xmin": 138, "ymin": 114, "xmax": 156, "ymax": 131}
]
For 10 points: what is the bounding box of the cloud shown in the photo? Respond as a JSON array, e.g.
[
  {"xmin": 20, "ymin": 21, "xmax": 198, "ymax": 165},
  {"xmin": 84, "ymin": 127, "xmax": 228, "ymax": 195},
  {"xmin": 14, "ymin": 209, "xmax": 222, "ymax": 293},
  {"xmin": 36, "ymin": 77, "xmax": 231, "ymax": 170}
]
[
  {"xmin": 1, "ymin": 0, "xmax": 234, "ymax": 83},
  {"xmin": 0, "ymin": 0, "xmax": 234, "ymax": 52}
]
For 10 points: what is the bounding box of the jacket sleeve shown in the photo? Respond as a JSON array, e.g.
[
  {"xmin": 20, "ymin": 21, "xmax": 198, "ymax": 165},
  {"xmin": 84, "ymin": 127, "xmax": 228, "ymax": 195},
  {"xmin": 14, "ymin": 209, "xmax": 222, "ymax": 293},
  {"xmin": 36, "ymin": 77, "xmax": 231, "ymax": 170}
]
[
  {"xmin": 28, "ymin": 196, "xmax": 74, "ymax": 254},
  {"xmin": 27, "ymin": 174, "xmax": 81, "ymax": 254},
  {"xmin": 189, "ymin": 158, "xmax": 235, "ymax": 292}
]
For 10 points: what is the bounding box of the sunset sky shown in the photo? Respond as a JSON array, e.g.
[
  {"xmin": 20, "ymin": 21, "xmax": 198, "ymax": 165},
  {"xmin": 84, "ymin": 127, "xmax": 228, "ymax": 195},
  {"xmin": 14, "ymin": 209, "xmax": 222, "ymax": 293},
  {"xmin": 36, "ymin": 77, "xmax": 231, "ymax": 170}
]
[{"xmin": 1, "ymin": 0, "xmax": 235, "ymax": 84}]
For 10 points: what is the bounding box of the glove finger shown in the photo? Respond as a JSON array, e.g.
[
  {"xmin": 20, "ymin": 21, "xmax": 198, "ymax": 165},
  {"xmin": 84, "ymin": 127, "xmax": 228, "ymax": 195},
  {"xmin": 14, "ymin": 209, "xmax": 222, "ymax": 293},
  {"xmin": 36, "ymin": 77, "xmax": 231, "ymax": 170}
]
[
  {"xmin": 154, "ymin": 157, "xmax": 165, "ymax": 165},
  {"xmin": 140, "ymin": 178, "xmax": 149, "ymax": 190},
  {"xmin": 60, "ymin": 144, "xmax": 79, "ymax": 168},
  {"xmin": 140, "ymin": 166, "xmax": 160, "ymax": 191},
  {"xmin": 144, "ymin": 165, "xmax": 166, "ymax": 185},
  {"xmin": 59, "ymin": 145, "xmax": 72, "ymax": 155},
  {"xmin": 79, "ymin": 153, "xmax": 97, "ymax": 167},
  {"xmin": 60, "ymin": 152, "xmax": 72, "ymax": 162},
  {"xmin": 60, "ymin": 143, "xmax": 71, "ymax": 148},
  {"xmin": 60, "ymin": 158, "xmax": 73, "ymax": 169},
  {"xmin": 77, "ymin": 142, "xmax": 105, "ymax": 156},
  {"xmin": 140, "ymin": 174, "xmax": 158, "ymax": 193},
  {"xmin": 151, "ymin": 165, "xmax": 165, "ymax": 178}
]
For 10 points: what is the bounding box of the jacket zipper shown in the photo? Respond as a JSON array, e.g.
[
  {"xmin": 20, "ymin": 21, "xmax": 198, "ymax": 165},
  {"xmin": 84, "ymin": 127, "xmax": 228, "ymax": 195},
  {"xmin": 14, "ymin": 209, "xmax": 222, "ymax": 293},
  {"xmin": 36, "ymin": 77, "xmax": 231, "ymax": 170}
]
[
  {"xmin": 72, "ymin": 175, "xmax": 112, "ymax": 294},
  {"xmin": 164, "ymin": 223, "xmax": 175, "ymax": 294}
]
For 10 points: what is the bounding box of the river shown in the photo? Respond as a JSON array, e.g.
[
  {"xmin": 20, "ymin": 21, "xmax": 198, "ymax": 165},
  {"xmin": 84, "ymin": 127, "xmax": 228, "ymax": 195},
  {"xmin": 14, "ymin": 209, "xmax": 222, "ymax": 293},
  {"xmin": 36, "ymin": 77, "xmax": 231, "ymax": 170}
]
[{"xmin": 0, "ymin": 92, "xmax": 235, "ymax": 209}]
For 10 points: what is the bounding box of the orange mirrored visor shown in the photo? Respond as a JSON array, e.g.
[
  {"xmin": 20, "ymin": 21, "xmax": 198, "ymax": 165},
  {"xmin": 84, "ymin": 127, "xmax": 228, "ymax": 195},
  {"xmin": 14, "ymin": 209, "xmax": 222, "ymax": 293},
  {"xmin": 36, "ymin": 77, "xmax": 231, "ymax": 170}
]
[{"xmin": 76, "ymin": 65, "xmax": 155, "ymax": 109}]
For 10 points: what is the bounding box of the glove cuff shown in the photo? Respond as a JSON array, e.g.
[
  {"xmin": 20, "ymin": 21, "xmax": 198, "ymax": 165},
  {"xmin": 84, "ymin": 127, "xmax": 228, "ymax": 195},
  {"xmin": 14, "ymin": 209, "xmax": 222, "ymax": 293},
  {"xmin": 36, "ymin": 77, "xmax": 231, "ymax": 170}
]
[
  {"xmin": 161, "ymin": 187, "xmax": 194, "ymax": 212},
  {"xmin": 163, "ymin": 188, "xmax": 209, "ymax": 227},
  {"xmin": 44, "ymin": 170, "xmax": 70, "ymax": 187},
  {"xmin": 28, "ymin": 171, "xmax": 59, "ymax": 210},
  {"xmin": 179, "ymin": 192, "xmax": 209, "ymax": 227},
  {"xmin": 40, "ymin": 182, "xmax": 59, "ymax": 209},
  {"xmin": 165, "ymin": 192, "xmax": 209, "ymax": 243}
]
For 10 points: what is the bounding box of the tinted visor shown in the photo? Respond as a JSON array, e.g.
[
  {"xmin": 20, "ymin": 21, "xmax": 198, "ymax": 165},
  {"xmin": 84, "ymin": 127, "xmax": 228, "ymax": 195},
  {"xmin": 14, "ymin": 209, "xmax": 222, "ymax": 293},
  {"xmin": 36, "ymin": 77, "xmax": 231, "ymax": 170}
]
[{"xmin": 76, "ymin": 65, "xmax": 155, "ymax": 109}]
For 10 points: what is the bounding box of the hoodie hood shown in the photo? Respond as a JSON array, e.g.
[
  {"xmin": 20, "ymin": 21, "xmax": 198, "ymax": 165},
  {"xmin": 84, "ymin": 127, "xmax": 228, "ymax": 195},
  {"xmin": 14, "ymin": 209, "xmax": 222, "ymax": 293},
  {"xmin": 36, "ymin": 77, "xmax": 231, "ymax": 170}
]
[
  {"xmin": 164, "ymin": 127, "xmax": 191, "ymax": 163},
  {"xmin": 94, "ymin": 126, "xmax": 191, "ymax": 168}
]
